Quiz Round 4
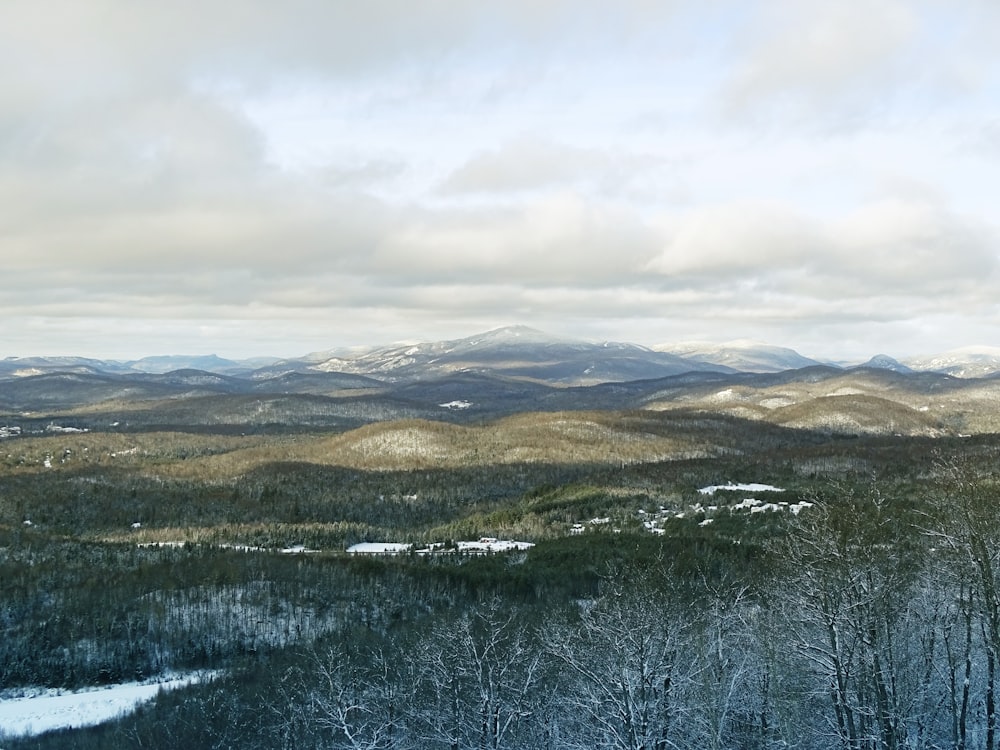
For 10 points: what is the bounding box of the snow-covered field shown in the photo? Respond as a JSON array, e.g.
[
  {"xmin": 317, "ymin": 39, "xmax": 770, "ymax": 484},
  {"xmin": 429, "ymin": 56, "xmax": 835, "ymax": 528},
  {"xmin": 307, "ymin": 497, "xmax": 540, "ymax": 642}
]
[
  {"xmin": 455, "ymin": 538, "xmax": 534, "ymax": 553},
  {"xmin": 347, "ymin": 539, "xmax": 535, "ymax": 555},
  {"xmin": 439, "ymin": 399, "xmax": 473, "ymax": 409},
  {"xmin": 697, "ymin": 482, "xmax": 785, "ymax": 495},
  {"xmin": 347, "ymin": 541, "xmax": 413, "ymax": 555},
  {"xmin": 0, "ymin": 672, "xmax": 218, "ymax": 739}
]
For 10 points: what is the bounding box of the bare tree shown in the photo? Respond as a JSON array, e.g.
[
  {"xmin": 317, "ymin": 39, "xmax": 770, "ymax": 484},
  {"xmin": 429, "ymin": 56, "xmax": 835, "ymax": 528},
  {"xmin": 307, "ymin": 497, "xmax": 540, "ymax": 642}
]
[
  {"xmin": 925, "ymin": 458, "xmax": 1000, "ymax": 750},
  {"xmin": 687, "ymin": 577, "xmax": 772, "ymax": 750},
  {"xmin": 272, "ymin": 638, "xmax": 411, "ymax": 750},
  {"xmin": 541, "ymin": 575, "xmax": 696, "ymax": 750},
  {"xmin": 411, "ymin": 597, "xmax": 544, "ymax": 750},
  {"xmin": 779, "ymin": 481, "xmax": 937, "ymax": 750}
]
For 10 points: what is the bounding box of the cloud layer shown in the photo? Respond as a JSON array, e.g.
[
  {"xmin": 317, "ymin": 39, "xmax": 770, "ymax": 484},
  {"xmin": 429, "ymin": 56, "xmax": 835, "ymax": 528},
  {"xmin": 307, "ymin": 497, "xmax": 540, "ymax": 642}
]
[{"xmin": 2, "ymin": 1, "xmax": 998, "ymax": 359}]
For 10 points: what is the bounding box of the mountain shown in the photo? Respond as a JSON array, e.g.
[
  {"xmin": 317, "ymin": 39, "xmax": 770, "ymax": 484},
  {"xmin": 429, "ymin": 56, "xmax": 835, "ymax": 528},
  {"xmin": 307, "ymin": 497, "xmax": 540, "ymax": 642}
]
[
  {"xmin": 654, "ymin": 340, "xmax": 823, "ymax": 373},
  {"xmin": 5, "ymin": 329, "xmax": 1000, "ymax": 385},
  {"xmin": 904, "ymin": 347, "xmax": 1000, "ymax": 378},
  {"xmin": 305, "ymin": 326, "xmax": 731, "ymax": 385},
  {"xmin": 5, "ymin": 355, "xmax": 1000, "ymax": 437},
  {"xmin": 855, "ymin": 354, "xmax": 914, "ymax": 373},
  {"xmin": 0, "ymin": 354, "xmax": 278, "ymax": 379},
  {"xmin": 126, "ymin": 354, "xmax": 267, "ymax": 375},
  {"xmin": 637, "ymin": 366, "xmax": 999, "ymax": 436},
  {"xmin": 0, "ymin": 356, "xmax": 133, "ymax": 378},
  {"xmin": 0, "ymin": 371, "xmax": 203, "ymax": 411}
]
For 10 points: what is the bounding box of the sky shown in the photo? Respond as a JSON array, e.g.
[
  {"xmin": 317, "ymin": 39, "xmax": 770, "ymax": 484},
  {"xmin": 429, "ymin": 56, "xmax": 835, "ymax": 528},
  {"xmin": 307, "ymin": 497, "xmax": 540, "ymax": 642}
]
[{"xmin": 2, "ymin": 1, "xmax": 999, "ymax": 361}]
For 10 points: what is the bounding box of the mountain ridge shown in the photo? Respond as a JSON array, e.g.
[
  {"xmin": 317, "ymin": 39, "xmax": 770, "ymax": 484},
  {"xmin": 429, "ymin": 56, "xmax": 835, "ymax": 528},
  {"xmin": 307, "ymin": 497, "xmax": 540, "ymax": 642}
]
[{"xmin": 4, "ymin": 326, "xmax": 1000, "ymax": 381}]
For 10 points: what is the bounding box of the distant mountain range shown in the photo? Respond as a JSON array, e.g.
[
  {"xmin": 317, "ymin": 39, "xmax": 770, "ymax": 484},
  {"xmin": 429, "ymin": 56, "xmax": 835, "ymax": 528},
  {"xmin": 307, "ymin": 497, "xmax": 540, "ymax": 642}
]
[
  {"xmin": 3, "ymin": 326, "xmax": 1000, "ymax": 384},
  {"xmin": 298, "ymin": 325, "xmax": 720, "ymax": 385},
  {"xmin": 5, "ymin": 326, "xmax": 1000, "ymax": 439},
  {"xmin": 654, "ymin": 340, "xmax": 823, "ymax": 373}
]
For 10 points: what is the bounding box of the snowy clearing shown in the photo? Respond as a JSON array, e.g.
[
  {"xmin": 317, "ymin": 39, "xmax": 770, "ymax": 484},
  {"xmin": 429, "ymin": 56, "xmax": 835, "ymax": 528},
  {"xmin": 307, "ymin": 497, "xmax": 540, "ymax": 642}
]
[
  {"xmin": 347, "ymin": 539, "xmax": 534, "ymax": 555},
  {"xmin": 44, "ymin": 424, "xmax": 89, "ymax": 434},
  {"xmin": 0, "ymin": 672, "xmax": 219, "ymax": 738},
  {"xmin": 347, "ymin": 542, "xmax": 412, "ymax": 555},
  {"xmin": 439, "ymin": 400, "xmax": 473, "ymax": 409},
  {"xmin": 697, "ymin": 482, "xmax": 785, "ymax": 495},
  {"xmin": 455, "ymin": 539, "xmax": 534, "ymax": 553}
]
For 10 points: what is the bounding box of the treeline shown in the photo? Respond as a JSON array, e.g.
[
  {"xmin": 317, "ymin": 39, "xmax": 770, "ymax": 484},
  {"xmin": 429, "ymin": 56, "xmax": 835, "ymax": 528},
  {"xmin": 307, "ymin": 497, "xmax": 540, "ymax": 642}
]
[
  {"xmin": 0, "ymin": 459, "xmax": 601, "ymax": 543},
  {"xmin": 13, "ymin": 471, "xmax": 1000, "ymax": 749},
  {"xmin": 4, "ymin": 429, "xmax": 986, "ymax": 544},
  {"xmin": 0, "ymin": 533, "xmax": 459, "ymax": 689},
  {"xmin": 0, "ymin": 525, "xmax": 724, "ymax": 691}
]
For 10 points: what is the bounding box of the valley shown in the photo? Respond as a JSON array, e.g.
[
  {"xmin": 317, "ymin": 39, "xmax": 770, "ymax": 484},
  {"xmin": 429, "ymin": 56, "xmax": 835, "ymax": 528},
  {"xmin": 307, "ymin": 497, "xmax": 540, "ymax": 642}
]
[{"xmin": 3, "ymin": 328, "xmax": 1000, "ymax": 748}]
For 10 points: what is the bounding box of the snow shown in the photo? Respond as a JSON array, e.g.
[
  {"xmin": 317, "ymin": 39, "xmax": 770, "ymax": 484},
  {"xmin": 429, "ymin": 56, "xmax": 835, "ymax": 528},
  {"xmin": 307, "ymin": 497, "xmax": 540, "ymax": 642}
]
[
  {"xmin": 279, "ymin": 544, "xmax": 317, "ymax": 554},
  {"xmin": 348, "ymin": 539, "xmax": 534, "ymax": 555},
  {"xmin": 439, "ymin": 400, "xmax": 473, "ymax": 409},
  {"xmin": 638, "ymin": 482, "xmax": 809, "ymax": 530},
  {"xmin": 827, "ymin": 387, "xmax": 865, "ymax": 397},
  {"xmin": 750, "ymin": 503, "xmax": 779, "ymax": 513},
  {"xmin": 697, "ymin": 482, "xmax": 785, "ymax": 495},
  {"xmin": 347, "ymin": 542, "xmax": 412, "ymax": 555},
  {"xmin": 44, "ymin": 424, "xmax": 88, "ymax": 434},
  {"xmin": 0, "ymin": 672, "xmax": 218, "ymax": 738},
  {"xmin": 214, "ymin": 543, "xmax": 266, "ymax": 552},
  {"xmin": 759, "ymin": 397, "xmax": 795, "ymax": 409},
  {"xmin": 456, "ymin": 539, "xmax": 534, "ymax": 553}
]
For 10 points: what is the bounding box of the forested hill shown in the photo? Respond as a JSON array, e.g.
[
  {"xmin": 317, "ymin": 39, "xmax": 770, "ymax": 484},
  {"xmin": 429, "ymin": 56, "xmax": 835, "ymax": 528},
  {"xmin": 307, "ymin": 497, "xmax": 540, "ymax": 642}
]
[{"xmin": 3, "ymin": 361, "xmax": 1000, "ymax": 436}]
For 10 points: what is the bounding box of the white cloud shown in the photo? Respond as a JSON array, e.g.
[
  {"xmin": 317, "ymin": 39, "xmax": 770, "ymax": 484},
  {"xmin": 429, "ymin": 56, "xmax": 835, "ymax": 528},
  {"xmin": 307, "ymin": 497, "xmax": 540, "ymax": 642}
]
[
  {"xmin": 721, "ymin": 0, "xmax": 919, "ymax": 123},
  {"xmin": 375, "ymin": 192, "xmax": 658, "ymax": 284},
  {"xmin": 647, "ymin": 201, "xmax": 820, "ymax": 277},
  {"xmin": 1, "ymin": 1, "xmax": 998, "ymax": 359},
  {"xmin": 439, "ymin": 135, "xmax": 669, "ymax": 198},
  {"xmin": 647, "ymin": 196, "xmax": 998, "ymax": 300},
  {"xmin": 835, "ymin": 198, "xmax": 997, "ymax": 288}
]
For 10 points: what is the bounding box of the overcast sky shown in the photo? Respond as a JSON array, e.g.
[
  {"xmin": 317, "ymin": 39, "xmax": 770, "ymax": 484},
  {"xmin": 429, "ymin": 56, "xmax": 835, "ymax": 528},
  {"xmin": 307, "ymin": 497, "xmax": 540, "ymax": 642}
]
[{"xmin": 3, "ymin": 1, "xmax": 998, "ymax": 360}]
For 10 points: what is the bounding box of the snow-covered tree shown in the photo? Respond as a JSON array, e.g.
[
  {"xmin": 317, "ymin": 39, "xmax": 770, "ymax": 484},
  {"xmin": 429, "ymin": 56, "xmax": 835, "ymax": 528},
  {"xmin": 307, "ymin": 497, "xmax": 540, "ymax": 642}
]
[
  {"xmin": 778, "ymin": 482, "xmax": 936, "ymax": 750},
  {"xmin": 410, "ymin": 597, "xmax": 544, "ymax": 750},
  {"xmin": 273, "ymin": 639, "xmax": 411, "ymax": 750},
  {"xmin": 542, "ymin": 574, "xmax": 697, "ymax": 750}
]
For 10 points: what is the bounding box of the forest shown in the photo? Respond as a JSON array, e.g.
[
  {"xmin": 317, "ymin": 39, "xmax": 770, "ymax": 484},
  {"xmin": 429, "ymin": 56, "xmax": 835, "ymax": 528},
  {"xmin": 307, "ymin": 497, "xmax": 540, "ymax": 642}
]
[{"xmin": 3, "ymin": 369, "xmax": 1000, "ymax": 748}]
